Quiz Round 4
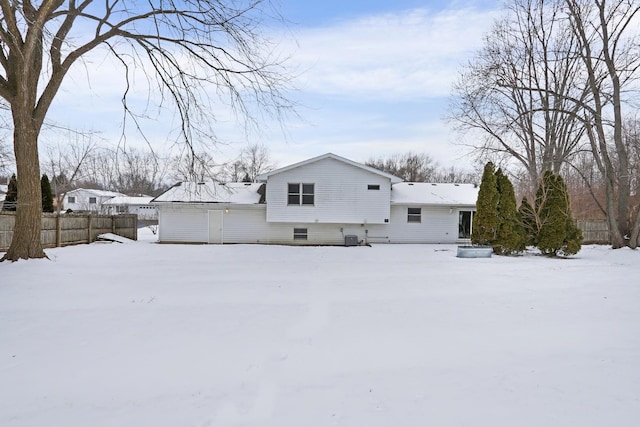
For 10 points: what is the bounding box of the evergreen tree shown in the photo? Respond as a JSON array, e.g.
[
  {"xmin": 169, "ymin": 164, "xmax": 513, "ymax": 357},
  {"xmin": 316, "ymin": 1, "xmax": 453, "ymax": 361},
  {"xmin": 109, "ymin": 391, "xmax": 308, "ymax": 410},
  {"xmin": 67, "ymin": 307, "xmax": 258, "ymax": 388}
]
[
  {"xmin": 536, "ymin": 171, "xmax": 583, "ymax": 256},
  {"xmin": 471, "ymin": 162, "xmax": 499, "ymax": 247},
  {"xmin": 41, "ymin": 174, "xmax": 54, "ymax": 213},
  {"xmin": 518, "ymin": 197, "xmax": 537, "ymax": 247},
  {"xmin": 3, "ymin": 174, "xmax": 17, "ymax": 211},
  {"xmin": 556, "ymin": 174, "xmax": 583, "ymax": 256},
  {"xmin": 537, "ymin": 171, "xmax": 564, "ymax": 255},
  {"xmin": 495, "ymin": 169, "xmax": 525, "ymax": 254}
]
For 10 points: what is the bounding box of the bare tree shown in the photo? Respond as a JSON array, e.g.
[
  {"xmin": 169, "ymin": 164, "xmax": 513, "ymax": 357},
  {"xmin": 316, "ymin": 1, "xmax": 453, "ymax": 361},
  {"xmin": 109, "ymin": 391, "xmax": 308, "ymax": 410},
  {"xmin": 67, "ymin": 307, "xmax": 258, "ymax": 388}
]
[
  {"xmin": 564, "ymin": 0, "xmax": 640, "ymax": 248},
  {"xmin": 366, "ymin": 152, "xmax": 439, "ymax": 182},
  {"xmin": 449, "ymin": 0, "xmax": 587, "ymax": 188},
  {"xmin": 41, "ymin": 133, "xmax": 97, "ymax": 213},
  {"xmin": 432, "ymin": 166, "xmax": 481, "ymax": 184},
  {"xmin": 109, "ymin": 148, "xmax": 168, "ymax": 196},
  {"xmin": 0, "ymin": 139, "xmax": 10, "ymax": 174},
  {"xmin": 170, "ymin": 150, "xmax": 225, "ymax": 183},
  {"xmin": 236, "ymin": 143, "xmax": 276, "ymax": 182},
  {"xmin": 0, "ymin": 1, "xmax": 293, "ymax": 261}
]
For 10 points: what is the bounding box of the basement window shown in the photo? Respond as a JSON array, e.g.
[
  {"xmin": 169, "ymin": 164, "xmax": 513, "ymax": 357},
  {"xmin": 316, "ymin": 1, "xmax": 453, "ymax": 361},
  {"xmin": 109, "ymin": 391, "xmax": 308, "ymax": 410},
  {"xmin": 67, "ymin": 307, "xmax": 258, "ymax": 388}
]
[
  {"xmin": 293, "ymin": 228, "xmax": 308, "ymax": 240},
  {"xmin": 407, "ymin": 207, "xmax": 422, "ymax": 223}
]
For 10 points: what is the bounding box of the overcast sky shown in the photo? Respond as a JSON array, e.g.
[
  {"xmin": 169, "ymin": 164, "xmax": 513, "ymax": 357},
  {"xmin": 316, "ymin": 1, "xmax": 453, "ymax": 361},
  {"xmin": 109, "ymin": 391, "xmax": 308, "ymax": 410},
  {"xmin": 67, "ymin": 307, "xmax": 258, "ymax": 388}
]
[{"xmin": 42, "ymin": 0, "xmax": 502, "ymax": 172}]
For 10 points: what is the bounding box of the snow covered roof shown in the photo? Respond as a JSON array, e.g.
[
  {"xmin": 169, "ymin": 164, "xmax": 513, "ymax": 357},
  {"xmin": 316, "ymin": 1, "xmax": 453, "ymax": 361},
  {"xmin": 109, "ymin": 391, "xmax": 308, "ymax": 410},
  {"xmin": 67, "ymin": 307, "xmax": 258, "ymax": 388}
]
[
  {"xmin": 152, "ymin": 182, "xmax": 264, "ymax": 204},
  {"xmin": 67, "ymin": 188, "xmax": 126, "ymax": 198},
  {"xmin": 102, "ymin": 196, "xmax": 154, "ymax": 206},
  {"xmin": 256, "ymin": 153, "xmax": 403, "ymax": 183},
  {"xmin": 391, "ymin": 183, "xmax": 479, "ymax": 206}
]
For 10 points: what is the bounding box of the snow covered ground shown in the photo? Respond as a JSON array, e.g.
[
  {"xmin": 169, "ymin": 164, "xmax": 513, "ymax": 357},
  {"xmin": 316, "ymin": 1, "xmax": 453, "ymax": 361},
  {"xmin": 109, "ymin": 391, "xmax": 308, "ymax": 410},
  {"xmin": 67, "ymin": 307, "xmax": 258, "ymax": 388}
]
[{"xmin": 1, "ymin": 228, "xmax": 639, "ymax": 427}]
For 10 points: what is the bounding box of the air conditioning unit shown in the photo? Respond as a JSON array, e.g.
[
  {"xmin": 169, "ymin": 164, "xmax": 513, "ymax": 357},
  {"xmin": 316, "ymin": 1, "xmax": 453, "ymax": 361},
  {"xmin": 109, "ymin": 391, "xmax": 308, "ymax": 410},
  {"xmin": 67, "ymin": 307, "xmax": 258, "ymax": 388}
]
[{"xmin": 344, "ymin": 235, "xmax": 358, "ymax": 246}]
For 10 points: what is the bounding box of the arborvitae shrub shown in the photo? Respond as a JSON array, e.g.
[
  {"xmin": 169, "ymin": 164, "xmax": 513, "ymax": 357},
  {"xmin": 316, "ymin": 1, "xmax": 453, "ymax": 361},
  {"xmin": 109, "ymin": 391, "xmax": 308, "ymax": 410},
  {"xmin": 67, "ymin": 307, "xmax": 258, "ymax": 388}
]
[
  {"xmin": 495, "ymin": 169, "xmax": 525, "ymax": 254},
  {"xmin": 41, "ymin": 174, "xmax": 54, "ymax": 213},
  {"xmin": 536, "ymin": 171, "xmax": 582, "ymax": 256},
  {"xmin": 472, "ymin": 162, "xmax": 499, "ymax": 247},
  {"xmin": 518, "ymin": 197, "xmax": 537, "ymax": 247},
  {"xmin": 537, "ymin": 172, "xmax": 565, "ymax": 255}
]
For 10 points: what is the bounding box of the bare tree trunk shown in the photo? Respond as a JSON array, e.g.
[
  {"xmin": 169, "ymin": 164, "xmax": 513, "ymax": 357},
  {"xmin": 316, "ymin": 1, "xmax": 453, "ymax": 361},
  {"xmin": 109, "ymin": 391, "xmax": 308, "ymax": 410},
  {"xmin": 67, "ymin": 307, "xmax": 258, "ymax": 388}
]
[
  {"xmin": 565, "ymin": 0, "xmax": 639, "ymax": 248},
  {"xmin": 3, "ymin": 111, "xmax": 46, "ymax": 260}
]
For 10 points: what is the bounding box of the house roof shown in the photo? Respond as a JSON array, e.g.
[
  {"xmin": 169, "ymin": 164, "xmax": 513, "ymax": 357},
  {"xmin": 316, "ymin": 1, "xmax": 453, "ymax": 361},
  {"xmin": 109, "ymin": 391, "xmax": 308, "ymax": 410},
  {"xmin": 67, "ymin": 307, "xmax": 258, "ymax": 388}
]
[
  {"xmin": 391, "ymin": 183, "xmax": 479, "ymax": 206},
  {"xmin": 67, "ymin": 188, "xmax": 126, "ymax": 198},
  {"xmin": 102, "ymin": 196, "xmax": 154, "ymax": 206},
  {"xmin": 256, "ymin": 153, "xmax": 403, "ymax": 183},
  {"xmin": 152, "ymin": 182, "xmax": 264, "ymax": 204}
]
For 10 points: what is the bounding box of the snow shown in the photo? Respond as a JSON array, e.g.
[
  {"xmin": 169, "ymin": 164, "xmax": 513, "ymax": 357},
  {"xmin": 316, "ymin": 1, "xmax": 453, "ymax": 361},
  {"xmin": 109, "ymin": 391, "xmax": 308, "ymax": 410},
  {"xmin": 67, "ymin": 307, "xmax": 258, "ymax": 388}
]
[
  {"xmin": 391, "ymin": 182, "xmax": 479, "ymax": 205},
  {"xmin": 96, "ymin": 233, "xmax": 135, "ymax": 244},
  {"xmin": 1, "ymin": 229, "xmax": 639, "ymax": 426},
  {"xmin": 101, "ymin": 196, "xmax": 154, "ymax": 206},
  {"xmin": 153, "ymin": 182, "xmax": 263, "ymax": 204},
  {"xmin": 67, "ymin": 188, "xmax": 126, "ymax": 198}
]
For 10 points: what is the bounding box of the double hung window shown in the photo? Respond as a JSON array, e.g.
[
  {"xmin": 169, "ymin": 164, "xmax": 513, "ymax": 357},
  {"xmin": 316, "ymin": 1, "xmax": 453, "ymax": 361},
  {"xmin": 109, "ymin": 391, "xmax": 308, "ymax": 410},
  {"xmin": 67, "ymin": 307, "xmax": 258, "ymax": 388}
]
[{"xmin": 288, "ymin": 183, "xmax": 314, "ymax": 205}]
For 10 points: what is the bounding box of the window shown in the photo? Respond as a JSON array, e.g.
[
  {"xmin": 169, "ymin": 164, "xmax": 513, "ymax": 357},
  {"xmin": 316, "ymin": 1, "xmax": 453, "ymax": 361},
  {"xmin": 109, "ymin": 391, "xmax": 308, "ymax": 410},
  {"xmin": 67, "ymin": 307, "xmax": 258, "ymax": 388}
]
[
  {"xmin": 368, "ymin": 184, "xmax": 380, "ymax": 190},
  {"xmin": 116, "ymin": 205, "xmax": 127, "ymax": 213},
  {"xmin": 293, "ymin": 228, "xmax": 308, "ymax": 240},
  {"xmin": 407, "ymin": 207, "xmax": 421, "ymax": 223},
  {"xmin": 67, "ymin": 196, "xmax": 76, "ymax": 204},
  {"xmin": 89, "ymin": 197, "xmax": 97, "ymax": 204},
  {"xmin": 288, "ymin": 183, "xmax": 314, "ymax": 205},
  {"xmin": 458, "ymin": 211, "xmax": 474, "ymax": 238}
]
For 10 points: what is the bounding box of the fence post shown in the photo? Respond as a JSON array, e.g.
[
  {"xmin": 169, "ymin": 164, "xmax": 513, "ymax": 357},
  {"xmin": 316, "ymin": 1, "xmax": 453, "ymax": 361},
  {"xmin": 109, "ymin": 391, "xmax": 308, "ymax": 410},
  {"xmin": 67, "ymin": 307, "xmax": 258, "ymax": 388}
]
[
  {"xmin": 88, "ymin": 214, "xmax": 93, "ymax": 244},
  {"xmin": 56, "ymin": 213, "xmax": 61, "ymax": 247}
]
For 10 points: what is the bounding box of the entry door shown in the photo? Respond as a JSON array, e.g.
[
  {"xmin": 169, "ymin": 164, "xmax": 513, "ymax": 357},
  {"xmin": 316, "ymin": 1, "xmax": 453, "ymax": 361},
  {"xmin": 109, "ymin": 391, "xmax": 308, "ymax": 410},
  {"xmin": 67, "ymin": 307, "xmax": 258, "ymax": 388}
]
[
  {"xmin": 458, "ymin": 210, "xmax": 474, "ymax": 239},
  {"xmin": 208, "ymin": 210, "xmax": 223, "ymax": 244}
]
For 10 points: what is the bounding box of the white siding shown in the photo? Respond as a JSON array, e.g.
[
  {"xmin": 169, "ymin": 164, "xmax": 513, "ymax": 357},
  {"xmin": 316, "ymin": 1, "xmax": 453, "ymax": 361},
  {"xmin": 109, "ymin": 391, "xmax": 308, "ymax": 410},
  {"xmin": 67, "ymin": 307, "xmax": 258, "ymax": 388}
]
[
  {"xmin": 103, "ymin": 204, "xmax": 158, "ymax": 220},
  {"xmin": 158, "ymin": 206, "xmax": 208, "ymax": 243},
  {"xmin": 375, "ymin": 205, "xmax": 467, "ymax": 244},
  {"xmin": 157, "ymin": 204, "xmax": 473, "ymax": 245},
  {"xmin": 223, "ymin": 208, "xmax": 364, "ymax": 245},
  {"xmin": 159, "ymin": 204, "xmax": 377, "ymax": 245},
  {"xmin": 265, "ymin": 157, "xmax": 391, "ymax": 224}
]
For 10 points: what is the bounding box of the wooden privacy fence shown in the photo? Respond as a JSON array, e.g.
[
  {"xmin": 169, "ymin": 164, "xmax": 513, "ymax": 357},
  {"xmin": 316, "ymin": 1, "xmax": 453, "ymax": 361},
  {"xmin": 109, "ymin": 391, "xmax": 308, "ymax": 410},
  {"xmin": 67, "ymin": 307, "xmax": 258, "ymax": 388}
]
[
  {"xmin": 0, "ymin": 213, "xmax": 137, "ymax": 252},
  {"xmin": 576, "ymin": 219, "xmax": 610, "ymax": 244}
]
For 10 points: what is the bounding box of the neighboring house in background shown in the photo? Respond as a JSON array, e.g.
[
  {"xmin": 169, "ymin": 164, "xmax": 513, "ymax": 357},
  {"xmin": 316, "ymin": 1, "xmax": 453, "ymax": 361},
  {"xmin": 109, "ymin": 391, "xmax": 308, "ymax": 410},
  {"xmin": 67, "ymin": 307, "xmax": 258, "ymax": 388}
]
[
  {"xmin": 152, "ymin": 153, "xmax": 479, "ymax": 245},
  {"xmin": 0, "ymin": 184, "xmax": 7, "ymax": 210},
  {"xmin": 101, "ymin": 196, "xmax": 158, "ymax": 220},
  {"xmin": 64, "ymin": 188, "xmax": 126, "ymax": 212}
]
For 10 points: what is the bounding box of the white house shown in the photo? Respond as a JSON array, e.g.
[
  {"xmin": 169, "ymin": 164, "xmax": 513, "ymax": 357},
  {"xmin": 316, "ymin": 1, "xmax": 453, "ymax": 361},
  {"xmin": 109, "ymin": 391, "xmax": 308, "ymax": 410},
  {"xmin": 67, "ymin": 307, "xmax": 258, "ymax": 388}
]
[
  {"xmin": 101, "ymin": 196, "xmax": 158, "ymax": 220},
  {"xmin": 64, "ymin": 188, "xmax": 126, "ymax": 212},
  {"xmin": 0, "ymin": 184, "xmax": 7, "ymax": 210},
  {"xmin": 152, "ymin": 153, "xmax": 479, "ymax": 245}
]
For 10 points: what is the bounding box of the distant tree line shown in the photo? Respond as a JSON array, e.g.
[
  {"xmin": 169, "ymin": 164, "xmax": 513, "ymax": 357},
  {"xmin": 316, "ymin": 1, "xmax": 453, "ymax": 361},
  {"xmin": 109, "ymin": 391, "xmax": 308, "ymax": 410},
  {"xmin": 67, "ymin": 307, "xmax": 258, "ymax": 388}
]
[{"xmin": 365, "ymin": 152, "xmax": 479, "ymax": 183}]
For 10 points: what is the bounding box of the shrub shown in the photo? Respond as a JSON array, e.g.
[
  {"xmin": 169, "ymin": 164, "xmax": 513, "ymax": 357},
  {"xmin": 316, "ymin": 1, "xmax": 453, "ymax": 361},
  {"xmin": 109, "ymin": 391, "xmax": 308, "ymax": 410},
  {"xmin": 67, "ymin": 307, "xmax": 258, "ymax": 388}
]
[{"xmin": 471, "ymin": 162, "xmax": 499, "ymax": 247}]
